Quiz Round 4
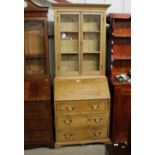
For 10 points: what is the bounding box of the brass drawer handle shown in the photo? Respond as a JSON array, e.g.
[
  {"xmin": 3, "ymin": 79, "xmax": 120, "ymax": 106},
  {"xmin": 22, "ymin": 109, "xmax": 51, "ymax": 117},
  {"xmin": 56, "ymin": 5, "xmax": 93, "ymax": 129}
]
[
  {"xmin": 66, "ymin": 106, "xmax": 75, "ymax": 111},
  {"xmin": 91, "ymin": 105, "xmax": 99, "ymax": 110},
  {"xmin": 93, "ymin": 131, "xmax": 102, "ymax": 137},
  {"xmin": 63, "ymin": 119, "xmax": 72, "ymax": 125},
  {"xmin": 93, "ymin": 118, "xmax": 103, "ymax": 123},
  {"xmin": 44, "ymin": 78, "xmax": 48, "ymax": 82},
  {"xmin": 64, "ymin": 134, "xmax": 73, "ymax": 139}
]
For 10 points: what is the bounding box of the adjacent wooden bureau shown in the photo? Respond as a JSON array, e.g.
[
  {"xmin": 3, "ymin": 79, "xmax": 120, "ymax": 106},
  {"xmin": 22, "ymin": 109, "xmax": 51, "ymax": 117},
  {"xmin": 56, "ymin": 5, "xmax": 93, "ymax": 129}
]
[
  {"xmin": 106, "ymin": 13, "xmax": 131, "ymax": 143},
  {"xmin": 52, "ymin": 3, "xmax": 111, "ymax": 148},
  {"xmin": 24, "ymin": 0, "xmax": 54, "ymax": 149},
  {"xmin": 54, "ymin": 76, "xmax": 110, "ymax": 147}
]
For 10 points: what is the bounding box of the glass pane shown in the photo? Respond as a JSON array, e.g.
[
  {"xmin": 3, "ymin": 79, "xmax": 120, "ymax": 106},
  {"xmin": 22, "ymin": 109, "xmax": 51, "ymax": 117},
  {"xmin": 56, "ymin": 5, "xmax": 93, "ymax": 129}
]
[
  {"xmin": 60, "ymin": 54, "xmax": 79, "ymax": 74},
  {"xmin": 83, "ymin": 15, "xmax": 101, "ymax": 32},
  {"xmin": 24, "ymin": 21, "xmax": 44, "ymax": 56},
  {"xmin": 83, "ymin": 32, "xmax": 100, "ymax": 53},
  {"xmin": 60, "ymin": 14, "xmax": 79, "ymax": 32},
  {"xmin": 61, "ymin": 32, "xmax": 78, "ymax": 53},
  {"xmin": 24, "ymin": 21, "xmax": 45, "ymax": 75},
  {"xmin": 60, "ymin": 14, "xmax": 79, "ymax": 54},
  {"xmin": 83, "ymin": 53, "xmax": 100, "ymax": 73},
  {"xmin": 59, "ymin": 14, "xmax": 80, "ymax": 75},
  {"xmin": 25, "ymin": 59, "xmax": 45, "ymax": 75}
]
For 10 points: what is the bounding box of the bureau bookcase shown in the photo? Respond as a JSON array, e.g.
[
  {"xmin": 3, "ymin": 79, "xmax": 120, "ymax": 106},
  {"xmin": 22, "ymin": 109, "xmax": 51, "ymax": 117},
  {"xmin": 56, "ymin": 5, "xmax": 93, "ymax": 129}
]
[
  {"xmin": 24, "ymin": 0, "xmax": 54, "ymax": 149},
  {"xmin": 106, "ymin": 13, "xmax": 131, "ymax": 143},
  {"xmin": 52, "ymin": 3, "xmax": 111, "ymax": 148}
]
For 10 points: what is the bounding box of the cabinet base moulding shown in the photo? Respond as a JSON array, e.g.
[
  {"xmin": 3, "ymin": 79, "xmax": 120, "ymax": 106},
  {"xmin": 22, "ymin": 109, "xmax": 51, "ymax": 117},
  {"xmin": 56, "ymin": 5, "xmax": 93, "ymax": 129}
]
[
  {"xmin": 54, "ymin": 138, "xmax": 111, "ymax": 148},
  {"xmin": 24, "ymin": 142, "xmax": 54, "ymax": 149}
]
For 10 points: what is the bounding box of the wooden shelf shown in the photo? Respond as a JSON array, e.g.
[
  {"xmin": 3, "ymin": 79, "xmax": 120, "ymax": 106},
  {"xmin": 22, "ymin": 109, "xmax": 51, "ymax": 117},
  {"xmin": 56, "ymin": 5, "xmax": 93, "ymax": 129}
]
[
  {"xmin": 60, "ymin": 31, "xmax": 79, "ymax": 33},
  {"xmin": 61, "ymin": 52, "xmax": 79, "ymax": 54},
  {"xmin": 83, "ymin": 31, "xmax": 100, "ymax": 33},
  {"xmin": 111, "ymin": 78, "xmax": 131, "ymax": 85},
  {"xmin": 112, "ymin": 34, "xmax": 131, "ymax": 38},
  {"xmin": 83, "ymin": 51, "xmax": 100, "ymax": 54},
  {"xmin": 113, "ymin": 57, "xmax": 131, "ymax": 60}
]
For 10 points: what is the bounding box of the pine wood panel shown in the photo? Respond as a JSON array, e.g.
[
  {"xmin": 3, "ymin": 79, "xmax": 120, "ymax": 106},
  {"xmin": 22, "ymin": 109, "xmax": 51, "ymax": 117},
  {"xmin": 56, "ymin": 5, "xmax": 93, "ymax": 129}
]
[
  {"xmin": 56, "ymin": 126, "xmax": 108, "ymax": 142},
  {"xmin": 54, "ymin": 76, "xmax": 110, "ymax": 101},
  {"xmin": 55, "ymin": 99, "xmax": 109, "ymax": 114},
  {"xmin": 56, "ymin": 113, "xmax": 109, "ymax": 130}
]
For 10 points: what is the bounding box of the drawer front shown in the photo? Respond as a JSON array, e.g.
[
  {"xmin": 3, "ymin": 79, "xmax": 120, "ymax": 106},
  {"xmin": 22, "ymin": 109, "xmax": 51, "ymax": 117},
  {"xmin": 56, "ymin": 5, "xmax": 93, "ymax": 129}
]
[
  {"xmin": 25, "ymin": 110, "xmax": 51, "ymax": 119},
  {"xmin": 24, "ymin": 76, "xmax": 51, "ymax": 101},
  {"xmin": 55, "ymin": 100, "xmax": 109, "ymax": 114},
  {"xmin": 24, "ymin": 119, "xmax": 51, "ymax": 130},
  {"xmin": 25, "ymin": 130, "xmax": 51, "ymax": 142},
  {"xmin": 56, "ymin": 126, "xmax": 108, "ymax": 142},
  {"xmin": 24, "ymin": 101, "xmax": 51, "ymax": 119},
  {"xmin": 56, "ymin": 113, "xmax": 109, "ymax": 130},
  {"xmin": 24, "ymin": 101, "xmax": 50, "ymax": 110}
]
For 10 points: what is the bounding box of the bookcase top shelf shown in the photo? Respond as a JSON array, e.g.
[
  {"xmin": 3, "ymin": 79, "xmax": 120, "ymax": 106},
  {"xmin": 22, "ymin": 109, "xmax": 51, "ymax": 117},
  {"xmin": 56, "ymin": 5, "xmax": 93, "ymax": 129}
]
[{"xmin": 52, "ymin": 3, "xmax": 111, "ymax": 10}]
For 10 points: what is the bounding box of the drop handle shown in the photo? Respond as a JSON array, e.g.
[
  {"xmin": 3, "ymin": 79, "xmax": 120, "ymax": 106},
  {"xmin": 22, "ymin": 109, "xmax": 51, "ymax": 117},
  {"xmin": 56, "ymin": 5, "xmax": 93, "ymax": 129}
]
[
  {"xmin": 44, "ymin": 78, "xmax": 48, "ymax": 82},
  {"xmin": 64, "ymin": 134, "xmax": 73, "ymax": 139},
  {"xmin": 93, "ymin": 118, "xmax": 103, "ymax": 123},
  {"xmin": 93, "ymin": 131, "xmax": 102, "ymax": 137},
  {"xmin": 66, "ymin": 106, "xmax": 75, "ymax": 111},
  {"xmin": 91, "ymin": 105, "xmax": 99, "ymax": 110},
  {"xmin": 63, "ymin": 119, "xmax": 72, "ymax": 125}
]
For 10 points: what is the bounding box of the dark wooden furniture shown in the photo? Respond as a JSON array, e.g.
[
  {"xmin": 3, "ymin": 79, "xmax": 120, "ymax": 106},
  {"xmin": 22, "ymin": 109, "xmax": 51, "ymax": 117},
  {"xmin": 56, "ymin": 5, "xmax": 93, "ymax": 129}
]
[
  {"xmin": 106, "ymin": 143, "xmax": 131, "ymax": 155},
  {"xmin": 110, "ymin": 82, "xmax": 131, "ymax": 142},
  {"xmin": 24, "ymin": 0, "xmax": 54, "ymax": 149},
  {"xmin": 106, "ymin": 14, "xmax": 131, "ymax": 143}
]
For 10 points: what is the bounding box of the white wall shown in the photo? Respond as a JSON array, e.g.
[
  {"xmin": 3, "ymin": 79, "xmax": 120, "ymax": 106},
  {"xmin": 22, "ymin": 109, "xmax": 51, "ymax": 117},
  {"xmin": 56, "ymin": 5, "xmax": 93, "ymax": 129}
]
[
  {"xmin": 67, "ymin": 0, "xmax": 131, "ymax": 13},
  {"xmin": 48, "ymin": 0, "xmax": 130, "ymax": 21}
]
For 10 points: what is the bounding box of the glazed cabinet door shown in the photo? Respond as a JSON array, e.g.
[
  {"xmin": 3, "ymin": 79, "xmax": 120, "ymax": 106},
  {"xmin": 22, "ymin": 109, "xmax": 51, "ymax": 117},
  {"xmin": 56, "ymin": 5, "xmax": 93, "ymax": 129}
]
[
  {"xmin": 81, "ymin": 13, "xmax": 103, "ymax": 75},
  {"xmin": 57, "ymin": 12, "xmax": 80, "ymax": 76},
  {"xmin": 24, "ymin": 19, "xmax": 49, "ymax": 75},
  {"xmin": 55, "ymin": 11, "xmax": 106, "ymax": 76}
]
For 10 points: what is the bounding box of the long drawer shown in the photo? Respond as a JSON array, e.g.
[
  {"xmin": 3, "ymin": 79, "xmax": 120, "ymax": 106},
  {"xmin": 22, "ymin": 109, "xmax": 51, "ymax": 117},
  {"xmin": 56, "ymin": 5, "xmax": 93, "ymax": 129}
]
[
  {"xmin": 25, "ymin": 130, "xmax": 51, "ymax": 142},
  {"xmin": 55, "ymin": 100, "xmax": 109, "ymax": 115},
  {"xmin": 25, "ymin": 110, "xmax": 51, "ymax": 119},
  {"xmin": 56, "ymin": 113, "xmax": 109, "ymax": 130},
  {"xmin": 24, "ymin": 101, "xmax": 50, "ymax": 110},
  {"xmin": 25, "ymin": 119, "xmax": 51, "ymax": 130},
  {"xmin": 25, "ymin": 101, "xmax": 51, "ymax": 119},
  {"xmin": 56, "ymin": 126, "xmax": 108, "ymax": 142}
]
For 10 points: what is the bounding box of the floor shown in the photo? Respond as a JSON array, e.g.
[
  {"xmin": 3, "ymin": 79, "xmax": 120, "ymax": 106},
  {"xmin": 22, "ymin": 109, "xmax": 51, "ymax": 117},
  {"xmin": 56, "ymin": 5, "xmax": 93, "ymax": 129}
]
[{"xmin": 24, "ymin": 144, "xmax": 106, "ymax": 155}]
